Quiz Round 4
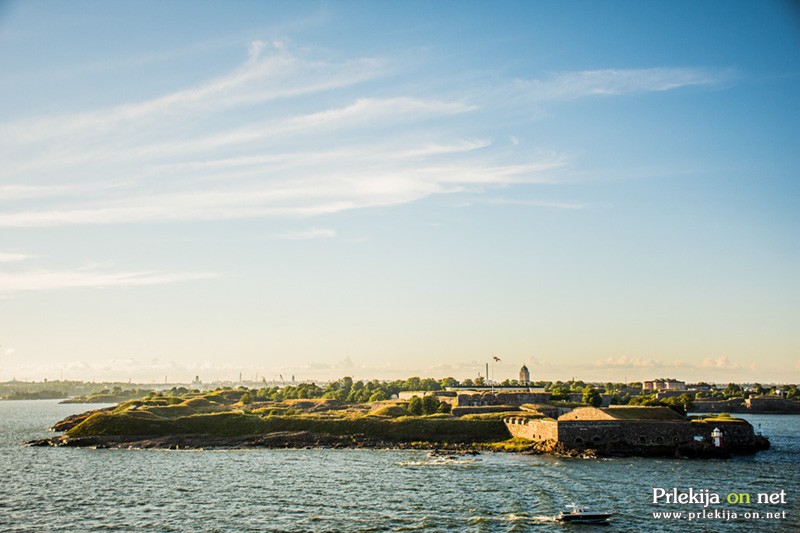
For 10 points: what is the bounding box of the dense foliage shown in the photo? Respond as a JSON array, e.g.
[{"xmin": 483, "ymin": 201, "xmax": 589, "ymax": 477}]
[{"xmin": 246, "ymin": 376, "xmax": 456, "ymax": 403}]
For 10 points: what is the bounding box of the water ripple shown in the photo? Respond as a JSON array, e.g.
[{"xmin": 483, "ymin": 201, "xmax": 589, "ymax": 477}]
[{"xmin": 1, "ymin": 401, "xmax": 798, "ymax": 532}]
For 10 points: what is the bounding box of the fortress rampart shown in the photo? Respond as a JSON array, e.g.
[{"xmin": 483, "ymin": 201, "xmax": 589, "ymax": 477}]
[{"xmin": 504, "ymin": 406, "xmax": 766, "ymax": 457}]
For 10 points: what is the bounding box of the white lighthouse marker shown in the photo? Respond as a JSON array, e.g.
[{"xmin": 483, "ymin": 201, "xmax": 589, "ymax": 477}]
[{"xmin": 711, "ymin": 427, "xmax": 723, "ymax": 448}]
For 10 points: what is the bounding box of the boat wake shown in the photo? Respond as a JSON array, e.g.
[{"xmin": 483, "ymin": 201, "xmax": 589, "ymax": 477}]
[
  {"xmin": 467, "ymin": 514, "xmax": 559, "ymax": 526},
  {"xmin": 394, "ymin": 457, "xmax": 480, "ymax": 467}
]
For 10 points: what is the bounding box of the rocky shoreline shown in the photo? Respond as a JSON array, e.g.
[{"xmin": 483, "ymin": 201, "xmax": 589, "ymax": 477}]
[
  {"xmin": 27, "ymin": 431, "xmax": 487, "ymax": 452},
  {"xmin": 24, "ymin": 432, "xmax": 598, "ymax": 458},
  {"xmin": 27, "ymin": 431, "xmax": 767, "ymax": 459}
]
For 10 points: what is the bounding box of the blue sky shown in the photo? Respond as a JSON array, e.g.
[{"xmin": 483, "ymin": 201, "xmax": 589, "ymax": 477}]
[{"xmin": 1, "ymin": 1, "xmax": 798, "ymax": 383}]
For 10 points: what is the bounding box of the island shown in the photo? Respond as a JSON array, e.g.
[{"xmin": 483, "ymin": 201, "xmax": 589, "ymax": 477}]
[{"xmin": 29, "ymin": 379, "xmax": 770, "ymax": 458}]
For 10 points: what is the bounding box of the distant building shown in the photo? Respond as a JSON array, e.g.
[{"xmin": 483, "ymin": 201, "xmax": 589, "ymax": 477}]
[
  {"xmin": 643, "ymin": 378, "xmax": 685, "ymax": 391},
  {"xmin": 519, "ymin": 365, "xmax": 530, "ymax": 384}
]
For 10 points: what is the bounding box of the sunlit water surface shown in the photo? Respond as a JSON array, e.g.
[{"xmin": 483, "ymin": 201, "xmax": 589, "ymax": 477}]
[{"xmin": 1, "ymin": 400, "xmax": 798, "ymax": 531}]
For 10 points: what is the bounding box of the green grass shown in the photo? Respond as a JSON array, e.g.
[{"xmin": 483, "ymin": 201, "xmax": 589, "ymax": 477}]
[
  {"xmin": 461, "ymin": 411, "xmax": 542, "ymax": 421},
  {"xmin": 140, "ymin": 405, "xmax": 197, "ymax": 418},
  {"xmin": 111, "ymin": 398, "xmax": 176, "ymax": 413},
  {"xmin": 484, "ymin": 438, "xmax": 541, "ymax": 452},
  {"xmin": 690, "ymin": 413, "xmax": 747, "ymax": 424},
  {"xmin": 202, "ymin": 390, "xmax": 246, "ymax": 404},
  {"xmin": 180, "ymin": 397, "xmax": 226, "ymax": 412},
  {"xmin": 370, "ymin": 404, "xmax": 413, "ymax": 418},
  {"xmin": 68, "ymin": 411, "xmax": 511, "ymax": 442},
  {"xmin": 68, "ymin": 411, "xmax": 180, "ymax": 436}
]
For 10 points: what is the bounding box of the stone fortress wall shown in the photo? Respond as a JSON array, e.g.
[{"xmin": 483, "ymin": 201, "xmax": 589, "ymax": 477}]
[
  {"xmin": 504, "ymin": 406, "xmax": 761, "ymax": 455},
  {"xmin": 456, "ymin": 391, "xmax": 551, "ymax": 407}
]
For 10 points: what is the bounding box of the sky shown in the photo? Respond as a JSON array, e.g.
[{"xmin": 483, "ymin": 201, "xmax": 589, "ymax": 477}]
[{"xmin": 0, "ymin": 0, "xmax": 798, "ymax": 384}]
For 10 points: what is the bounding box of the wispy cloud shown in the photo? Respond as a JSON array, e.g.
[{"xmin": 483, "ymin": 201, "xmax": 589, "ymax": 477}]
[
  {"xmin": 519, "ymin": 67, "xmax": 735, "ymax": 101},
  {"xmin": 274, "ymin": 228, "xmax": 337, "ymax": 240},
  {"xmin": 1, "ymin": 40, "xmax": 385, "ymax": 146},
  {"xmin": 0, "ymin": 268, "xmax": 219, "ymax": 293},
  {"xmin": 593, "ymin": 354, "xmax": 755, "ymax": 372},
  {"xmin": 698, "ymin": 356, "xmax": 754, "ymax": 371},
  {"xmin": 594, "ymin": 355, "xmax": 663, "ymax": 368},
  {"xmin": 0, "ymin": 149, "xmax": 566, "ymax": 228},
  {"xmin": 0, "ymin": 41, "xmax": 733, "ymax": 230},
  {"xmin": 0, "ymin": 357, "xmax": 244, "ymax": 383},
  {"xmin": 0, "ymin": 183, "xmax": 130, "ymax": 201},
  {"xmin": 0, "ymin": 252, "xmax": 32, "ymax": 263},
  {"xmin": 484, "ymin": 197, "xmax": 589, "ymax": 210}
]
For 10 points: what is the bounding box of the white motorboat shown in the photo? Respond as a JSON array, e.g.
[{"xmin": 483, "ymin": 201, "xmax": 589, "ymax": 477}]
[{"xmin": 556, "ymin": 503, "xmax": 613, "ymax": 524}]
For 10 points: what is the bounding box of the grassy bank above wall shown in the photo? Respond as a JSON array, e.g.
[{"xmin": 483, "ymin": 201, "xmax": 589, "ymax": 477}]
[{"xmin": 67, "ymin": 411, "xmax": 509, "ymax": 443}]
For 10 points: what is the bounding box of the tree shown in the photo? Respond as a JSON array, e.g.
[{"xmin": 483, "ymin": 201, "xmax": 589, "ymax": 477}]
[
  {"xmin": 407, "ymin": 395, "xmax": 423, "ymax": 416},
  {"xmin": 725, "ymin": 383, "xmax": 743, "ymax": 397},
  {"xmin": 629, "ymin": 395, "xmax": 661, "ymax": 406},
  {"xmin": 439, "ymin": 377, "xmax": 458, "ymax": 389},
  {"xmin": 368, "ymin": 390, "xmax": 387, "ymax": 402},
  {"xmin": 786, "ymin": 385, "xmax": 799, "ymax": 401},
  {"xmin": 420, "ymin": 378, "xmax": 442, "ymax": 391},
  {"xmin": 404, "ymin": 376, "xmax": 422, "ymax": 391},
  {"xmin": 570, "ymin": 380, "xmax": 587, "ymax": 392},
  {"xmin": 421, "ymin": 395, "xmax": 440, "ymax": 415},
  {"xmin": 661, "ymin": 395, "xmax": 693, "ymax": 416},
  {"xmin": 240, "ymin": 392, "xmax": 253, "ymax": 405},
  {"xmin": 582, "ymin": 387, "xmax": 602, "ymax": 407},
  {"xmin": 609, "ymin": 394, "xmax": 626, "ymax": 405},
  {"xmin": 677, "ymin": 393, "xmax": 694, "ymax": 414},
  {"xmin": 550, "ymin": 386, "xmax": 570, "ymax": 401}
]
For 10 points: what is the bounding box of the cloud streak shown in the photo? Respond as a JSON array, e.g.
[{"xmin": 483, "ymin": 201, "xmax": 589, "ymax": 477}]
[
  {"xmin": 0, "ymin": 43, "xmax": 732, "ymax": 229},
  {"xmin": 593, "ymin": 354, "xmax": 755, "ymax": 372},
  {"xmin": 274, "ymin": 228, "xmax": 337, "ymax": 240},
  {"xmin": 519, "ymin": 67, "xmax": 734, "ymax": 101},
  {"xmin": 0, "ymin": 252, "xmax": 33, "ymax": 263},
  {"xmin": 0, "ymin": 268, "xmax": 219, "ymax": 293},
  {"xmin": 1, "ymin": 40, "xmax": 385, "ymax": 146}
]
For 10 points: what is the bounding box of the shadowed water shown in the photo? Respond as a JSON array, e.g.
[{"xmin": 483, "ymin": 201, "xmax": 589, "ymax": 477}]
[{"xmin": 1, "ymin": 400, "xmax": 797, "ymax": 531}]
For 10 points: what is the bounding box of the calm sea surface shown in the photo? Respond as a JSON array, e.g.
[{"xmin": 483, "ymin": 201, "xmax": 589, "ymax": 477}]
[{"xmin": 0, "ymin": 400, "xmax": 798, "ymax": 532}]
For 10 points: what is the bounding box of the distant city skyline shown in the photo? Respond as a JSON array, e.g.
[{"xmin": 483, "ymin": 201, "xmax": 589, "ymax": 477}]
[{"xmin": 1, "ymin": 1, "xmax": 798, "ymax": 383}]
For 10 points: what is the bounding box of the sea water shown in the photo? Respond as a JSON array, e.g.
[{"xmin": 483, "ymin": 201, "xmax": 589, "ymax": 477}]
[{"xmin": 1, "ymin": 400, "xmax": 798, "ymax": 532}]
